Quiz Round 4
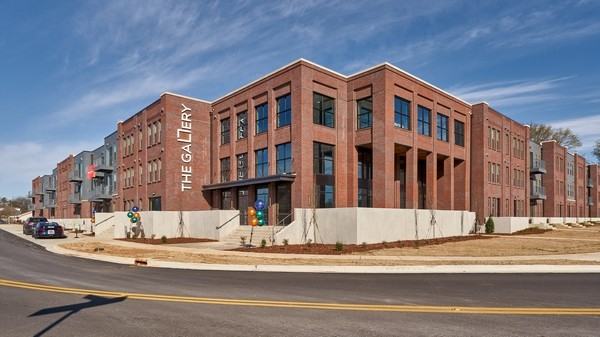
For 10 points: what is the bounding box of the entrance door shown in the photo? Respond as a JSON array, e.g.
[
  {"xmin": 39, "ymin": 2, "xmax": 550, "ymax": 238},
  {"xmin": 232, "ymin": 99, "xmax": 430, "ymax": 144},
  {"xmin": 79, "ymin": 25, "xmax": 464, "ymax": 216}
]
[
  {"xmin": 256, "ymin": 185, "xmax": 269, "ymax": 225},
  {"xmin": 276, "ymin": 183, "xmax": 292, "ymax": 225},
  {"xmin": 238, "ymin": 189, "xmax": 248, "ymax": 225}
]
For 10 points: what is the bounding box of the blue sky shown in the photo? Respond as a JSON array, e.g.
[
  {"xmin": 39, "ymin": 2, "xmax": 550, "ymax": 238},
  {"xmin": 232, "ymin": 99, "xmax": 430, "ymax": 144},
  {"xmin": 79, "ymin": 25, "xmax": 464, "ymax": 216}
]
[{"xmin": 1, "ymin": 0, "xmax": 600, "ymax": 197}]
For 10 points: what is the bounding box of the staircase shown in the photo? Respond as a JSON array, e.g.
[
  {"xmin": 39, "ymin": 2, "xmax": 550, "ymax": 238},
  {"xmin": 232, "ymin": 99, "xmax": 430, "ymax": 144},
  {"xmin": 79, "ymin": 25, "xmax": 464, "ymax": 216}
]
[{"xmin": 223, "ymin": 226, "xmax": 285, "ymax": 247}]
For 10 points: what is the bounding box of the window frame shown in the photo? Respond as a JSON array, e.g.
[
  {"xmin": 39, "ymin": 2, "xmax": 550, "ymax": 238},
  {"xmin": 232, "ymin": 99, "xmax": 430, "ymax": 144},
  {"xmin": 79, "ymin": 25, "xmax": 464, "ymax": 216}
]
[
  {"xmin": 276, "ymin": 94, "xmax": 291, "ymax": 128},
  {"xmin": 436, "ymin": 113, "xmax": 449, "ymax": 142},
  {"xmin": 357, "ymin": 96, "xmax": 373, "ymax": 129},
  {"xmin": 255, "ymin": 148, "xmax": 268, "ymax": 178},
  {"xmin": 394, "ymin": 96, "xmax": 411, "ymax": 130},
  {"xmin": 313, "ymin": 92, "xmax": 335, "ymax": 128},
  {"xmin": 417, "ymin": 105, "xmax": 431, "ymax": 136},
  {"xmin": 276, "ymin": 142, "xmax": 292, "ymax": 174},
  {"xmin": 255, "ymin": 103, "xmax": 268, "ymax": 134},
  {"xmin": 220, "ymin": 117, "xmax": 230, "ymax": 145}
]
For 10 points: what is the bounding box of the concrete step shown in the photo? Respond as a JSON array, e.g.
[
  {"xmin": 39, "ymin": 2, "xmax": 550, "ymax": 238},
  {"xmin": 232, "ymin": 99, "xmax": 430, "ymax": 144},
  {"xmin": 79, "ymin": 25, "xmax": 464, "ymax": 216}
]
[{"xmin": 223, "ymin": 226, "xmax": 285, "ymax": 247}]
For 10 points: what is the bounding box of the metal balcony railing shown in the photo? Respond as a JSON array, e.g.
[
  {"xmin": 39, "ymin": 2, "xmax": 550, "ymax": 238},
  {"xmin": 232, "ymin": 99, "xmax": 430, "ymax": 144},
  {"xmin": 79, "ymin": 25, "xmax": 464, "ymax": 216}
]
[
  {"xmin": 68, "ymin": 194, "xmax": 82, "ymax": 204},
  {"xmin": 90, "ymin": 187, "xmax": 112, "ymax": 201},
  {"xmin": 588, "ymin": 178, "xmax": 594, "ymax": 188},
  {"xmin": 530, "ymin": 183, "xmax": 546, "ymax": 200},
  {"xmin": 68, "ymin": 171, "xmax": 83, "ymax": 182},
  {"xmin": 530, "ymin": 159, "xmax": 546, "ymax": 174},
  {"xmin": 94, "ymin": 163, "xmax": 114, "ymax": 172},
  {"xmin": 589, "ymin": 196, "xmax": 594, "ymax": 206}
]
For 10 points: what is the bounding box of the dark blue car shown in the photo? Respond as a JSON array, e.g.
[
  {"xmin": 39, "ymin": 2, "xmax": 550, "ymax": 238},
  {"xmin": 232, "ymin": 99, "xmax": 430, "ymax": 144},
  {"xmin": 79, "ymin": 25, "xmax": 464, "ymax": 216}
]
[
  {"xmin": 22, "ymin": 217, "xmax": 48, "ymax": 235},
  {"xmin": 32, "ymin": 222, "xmax": 65, "ymax": 239}
]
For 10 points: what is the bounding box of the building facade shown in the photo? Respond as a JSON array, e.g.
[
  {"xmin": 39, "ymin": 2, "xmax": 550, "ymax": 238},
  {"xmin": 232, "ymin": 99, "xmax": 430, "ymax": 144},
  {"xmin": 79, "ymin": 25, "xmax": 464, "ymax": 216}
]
[
  {"xmin": 29, "ymin": 58, "xmax": 600, "ymax": 225},
  {"xmin": 470, "ymin": 103, "xmax": 529, "ymax": 222},
  {"xmin": 114, "ymin": 93, "xmax": 212, "ymax": 212}
]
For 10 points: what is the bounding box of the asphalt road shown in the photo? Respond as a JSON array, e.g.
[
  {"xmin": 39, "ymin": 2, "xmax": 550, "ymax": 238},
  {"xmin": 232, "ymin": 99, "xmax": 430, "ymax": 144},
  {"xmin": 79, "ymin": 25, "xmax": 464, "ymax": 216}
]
[{"xmin": 1, "ymin": 230, "xmax": 600, "ymax": 337}]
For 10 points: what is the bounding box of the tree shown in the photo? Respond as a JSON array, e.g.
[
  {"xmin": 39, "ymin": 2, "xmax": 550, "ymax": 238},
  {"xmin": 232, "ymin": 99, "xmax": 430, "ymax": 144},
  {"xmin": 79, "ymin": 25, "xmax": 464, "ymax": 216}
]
[
  {"xmin": 529, "ymin": 123, "xmax": 582, "ymax": 149},
  {"xmin": 593, "ymin": 140, "xmax": 600, "ymax": 163}
]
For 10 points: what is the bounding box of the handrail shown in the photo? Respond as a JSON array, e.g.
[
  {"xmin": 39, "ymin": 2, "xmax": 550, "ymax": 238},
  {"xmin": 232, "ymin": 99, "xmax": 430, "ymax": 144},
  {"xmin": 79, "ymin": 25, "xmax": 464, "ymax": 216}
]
[
  {"xmin": 94, "ymin": 215, "xmax": 115, "ymax": 227},
  {"xmin": 271, "ymin": 213, "xmax": 293, "ymax": 244},
  {"xmin": 215, "ymin": 212, "xmax": 240, "ymax": 230}
]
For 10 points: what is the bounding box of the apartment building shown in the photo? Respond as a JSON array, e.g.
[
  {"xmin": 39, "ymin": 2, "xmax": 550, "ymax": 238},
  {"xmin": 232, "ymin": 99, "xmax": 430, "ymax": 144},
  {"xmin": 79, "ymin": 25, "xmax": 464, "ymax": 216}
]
[
  {"xmin": 114, "ymin": 92, "xmax": 212, "ymax": 212},
  {"xmin": 589, "ymin": 164, "xmax": 600, "ymax": 217},
  {"xmin": 529, "ymin": 140, "xmax": 547, "ymax": 217},
  {"xmin": 470, "ymin": 102, "xmax": 529, "ymax": 222},
  {"xmin": 56, "ymin": 155, "xmax": 75, "ymax": 218},
  {"xmin": 205, "ymin": 60, "xmax": 471, "ymax": 225}
]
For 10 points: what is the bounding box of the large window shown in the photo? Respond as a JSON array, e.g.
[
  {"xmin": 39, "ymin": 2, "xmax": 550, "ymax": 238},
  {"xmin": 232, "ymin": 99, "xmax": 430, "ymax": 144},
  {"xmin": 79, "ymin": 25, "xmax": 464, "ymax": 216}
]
[
  {"xmin": 236, "ymin": 153, "xmax": 247, "ymax": 180},
  {"xmin": 276, "ymin": 142, "xmax": 292, "ymax": 174},
  {"xmin": 255, "ymin": 148, "xmax": 268, "ymax": 177},
  {"xmin": 314, "ymin": 142, "xmax": 335, "ymax": 208},
  {"xmin": 255, "ymin": 103, "xmax": 268, "ymax": 134},
  {"xmin": 149, "ymin": 197, "xmax": 161, "ymax": 211},
  {"xmin": 394, "ymin": 96, "xmax": 410, "ymax": 130},
  {"xmin": 417, "ymin": 105, "xmax": 431, "ymax": 136},
  {"xmin": 220, "ymin": 157, "xmax": 230, "ymax": 182},
  {"xmin": 357, "ymin": 96, "xmax": 372, "ymax": 129},
  {"xmin": 455, "ymin": 120, "xmax": 465, "ymax": 147},
  {"xmin": 276, "ymin": 94, "xmax": 291, "ymax": 128},
  {"xmin": 357, "ymin": 148, "xmax": 372, "ymax": 207},
  {"xmin": 436, "ymin": 113, "xmax": 449, "ymax": 142},
  {"xmin": 221, "ymin": 118, "xmax": 230, "ymax": 145},
  {"xmin": 237, "ymin": 111, "xmax": 247, "ymax": 139},
  {"xmin": 221, "ymin": 190, "xmax": 232, "ymax": 210},
  {"xmin": 313, "ymin": 93, "xmax": 335, "ymax": 128}
]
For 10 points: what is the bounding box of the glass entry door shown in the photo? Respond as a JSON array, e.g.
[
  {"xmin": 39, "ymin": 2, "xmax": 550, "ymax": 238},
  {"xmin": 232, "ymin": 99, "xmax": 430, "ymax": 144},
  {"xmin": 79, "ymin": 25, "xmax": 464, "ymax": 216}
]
[
  {"xmin": 276, "ymin": 183, "xmax": 292, "ymax": 225},
  {"xmin": 238, "ymin": 189, "xmax": 248, "ymax": 225}
]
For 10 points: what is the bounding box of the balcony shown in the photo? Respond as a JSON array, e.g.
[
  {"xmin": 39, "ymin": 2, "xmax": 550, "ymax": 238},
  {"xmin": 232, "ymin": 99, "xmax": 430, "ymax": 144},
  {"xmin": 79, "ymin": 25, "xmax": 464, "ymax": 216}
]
[
  {"xmin": 68, "ymin": 194, "xmax": 82, "ymax": 204},
  {"xmin": 34, "ymin": 188, "xmax": 43, "ymax": 195},
  {"xmin": 589, "ymin": 196, "xmax": 594, "ymax": 206},
  {"xmin": 92, "ymin": 171, "xmax": 106, "ymax": 179},
  {"xmin": 90, "ymin": 187, "xmax": 112, "ymax": 201},
  {"xmin": 45, "ymin": 185, "xmax": 56, "ymax": 192},
  {"xmin": 588, "ymin": 178, "xmax": 594, "ymax": 188},
  {"xmin": 95, "ymin": 163, "xmax": 114, "ymax": 173},
  {"xmin": 68, "ymin": 171, "xmax": 83, "ymax": 182},
  {"xmin": 530, "ymin": 159, "xmax": 546, "ymax": 174},
  {"xmin": 530, "ymin": 183, "xmax": 546, "ymax": 200}
]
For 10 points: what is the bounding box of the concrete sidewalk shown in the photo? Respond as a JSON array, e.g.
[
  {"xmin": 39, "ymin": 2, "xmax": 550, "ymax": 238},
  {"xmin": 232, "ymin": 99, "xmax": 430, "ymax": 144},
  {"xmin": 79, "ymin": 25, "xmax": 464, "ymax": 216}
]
[{"xmin": 3, "ymin": 224, "xmax": 600, "ymax": 273}]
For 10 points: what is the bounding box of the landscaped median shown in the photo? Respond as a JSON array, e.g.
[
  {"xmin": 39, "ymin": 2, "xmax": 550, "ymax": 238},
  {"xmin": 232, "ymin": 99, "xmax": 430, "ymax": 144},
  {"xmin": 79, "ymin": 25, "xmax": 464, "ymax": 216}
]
[{"xmin": 56, "ymin": 225, "xmax": 600, "ymax": 266}]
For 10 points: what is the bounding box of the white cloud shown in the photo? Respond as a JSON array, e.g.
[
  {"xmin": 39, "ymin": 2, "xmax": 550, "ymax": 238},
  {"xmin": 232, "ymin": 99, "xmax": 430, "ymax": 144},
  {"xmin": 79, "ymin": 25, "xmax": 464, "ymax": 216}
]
[
  {"xmin": 449, "ymin": 77, "xmax": 569, "ymax": 107},
  {"xmin": 0, "ymin": 141, "xmax": 98, "ymax": 197},
  {"xmin": 550, "ymin": 114, "xmax": 600, "ymax": 157}
]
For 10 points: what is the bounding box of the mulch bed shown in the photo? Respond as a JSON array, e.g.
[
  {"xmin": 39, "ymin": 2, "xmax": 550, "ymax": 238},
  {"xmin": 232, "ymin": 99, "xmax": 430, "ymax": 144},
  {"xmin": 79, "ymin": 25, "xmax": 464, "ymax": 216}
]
[
  {"xmin": 117, "ymin": 237, "xmax": 216, "ymax": 245},
  {"xmin": 232, "ymin": 235, "xmax": 492, "ymax": 255},
  {"xmin": 496, "ymin": 228, "xmax": 552, "ymax": 236}
]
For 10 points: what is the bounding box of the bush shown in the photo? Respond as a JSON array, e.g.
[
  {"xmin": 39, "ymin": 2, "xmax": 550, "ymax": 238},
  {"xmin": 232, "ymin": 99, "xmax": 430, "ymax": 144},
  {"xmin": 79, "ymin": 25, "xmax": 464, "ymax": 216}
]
[
  {"xmin": 381, "ymin": 240, "xmax": 387, "ymax": 246},
  {"xmin": 306, "ymin": 238, "xmax": 313, "ymax": 247},
  {"xmin": 485, "ymin": 217, "xmax": 495, "ymax": 234},
  {"xmin": 260, "ymin": 239, "xmax": 267, "ymax": 248},
  {"xmin": 282, "ymin": 239, "xmax": 289, "ymax": 246},
  {"xmin": 335, "ymin": 241, "xmax": 343, "ymax": 251},
  {"xmin": 361, "ymin": 242, "xmax": 367, "ymax": 248},
  {"xmin": 240, "ymin": 236, "xmax": 247, "ymax": 246},
  {"xmin": 160, "ymin": 235, "xmax": 168, "ymax": 244}
]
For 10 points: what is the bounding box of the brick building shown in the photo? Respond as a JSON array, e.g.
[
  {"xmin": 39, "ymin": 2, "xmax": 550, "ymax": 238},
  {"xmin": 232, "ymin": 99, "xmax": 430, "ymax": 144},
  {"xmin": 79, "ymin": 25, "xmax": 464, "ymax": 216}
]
[
  {"xmin": 30, "ymin": 58, "xmax": 600, "ymax": 225},
  {"xmin": 470, "ymin": 102, "xmax": 529, "ymax": 222},
  {"xmin": 114, "ymin": 92, "xmax": 212, "ymax": 212},
  {"xmin": 204, "ymin": 60, "xmax": 471, "ymax": 225}
]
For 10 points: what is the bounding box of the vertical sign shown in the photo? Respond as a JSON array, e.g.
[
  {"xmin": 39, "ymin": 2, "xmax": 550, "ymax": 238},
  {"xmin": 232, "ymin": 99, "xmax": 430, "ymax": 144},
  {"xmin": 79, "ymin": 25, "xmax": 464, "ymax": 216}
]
[{"xmin": 177, "ymin": 104, "xmax": 192, "ymax": 191}]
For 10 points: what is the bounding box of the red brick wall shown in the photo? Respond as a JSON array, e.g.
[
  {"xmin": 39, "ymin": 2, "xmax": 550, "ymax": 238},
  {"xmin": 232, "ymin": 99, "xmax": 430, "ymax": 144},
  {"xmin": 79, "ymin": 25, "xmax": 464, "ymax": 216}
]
[{"xmin": 56, "ymin": 155, "xmax": 74, "ymax": 218}]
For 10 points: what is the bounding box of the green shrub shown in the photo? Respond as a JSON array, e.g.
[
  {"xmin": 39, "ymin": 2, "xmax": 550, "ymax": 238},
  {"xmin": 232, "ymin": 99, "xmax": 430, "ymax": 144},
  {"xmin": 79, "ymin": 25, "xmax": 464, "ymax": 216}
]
[
  {"xmin": 306, "ymin": 238, "xmax": 313, "ymax": 247},
  {"xmin": 282, "ymin": 239, "xmax": 289, "ymax": 246},
  {"xmin": 485, "ymin": 217, "xmax": 495, "ymax": 234},
  {"xmin": 361, "ymin": 242, "xmax": 367, "ymax": 248},
  {"xmin": 160, "ymin": 235, "xmax": 168, "ymax": 244},
  {"xmin": 335, "ymin": 241, "xmax": 343, "ymax": 251},
  {"xmin": 260, "ymin": 239, "xmax": 267, "ymax": 248}
]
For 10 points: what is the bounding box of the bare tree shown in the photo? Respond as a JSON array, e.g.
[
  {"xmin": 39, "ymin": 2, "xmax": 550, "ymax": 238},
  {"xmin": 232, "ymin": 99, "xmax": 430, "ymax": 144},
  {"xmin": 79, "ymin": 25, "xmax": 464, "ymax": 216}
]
[
  {"xmin": 593, "ymin": 140, "xmax": 600, "ymax": 163},
  {"xmin": 529, "ymin": 123, "xmax": 582, "ymax": 149}
]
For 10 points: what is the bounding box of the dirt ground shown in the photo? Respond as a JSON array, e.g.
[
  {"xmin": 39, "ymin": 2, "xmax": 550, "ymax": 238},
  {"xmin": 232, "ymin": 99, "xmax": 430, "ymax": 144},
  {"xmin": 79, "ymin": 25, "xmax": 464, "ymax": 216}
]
[
  {"xmin": 360, "ymin": 225, "xmax": 600, "ymax": 257},
  {"xmin": 117, "ymin": 237, "xmax": 216, "ymax": 245},
  {"xmin": 59, "ymin": 241, "xmax": 600, "ymax": 265}
]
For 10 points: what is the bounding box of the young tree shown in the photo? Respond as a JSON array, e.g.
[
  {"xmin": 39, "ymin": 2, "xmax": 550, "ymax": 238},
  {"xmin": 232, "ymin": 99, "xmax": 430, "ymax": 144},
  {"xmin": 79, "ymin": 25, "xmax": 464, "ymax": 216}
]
[{"xmin": 529, "ymin": 123, "xmax": 582, "ymax": 149}]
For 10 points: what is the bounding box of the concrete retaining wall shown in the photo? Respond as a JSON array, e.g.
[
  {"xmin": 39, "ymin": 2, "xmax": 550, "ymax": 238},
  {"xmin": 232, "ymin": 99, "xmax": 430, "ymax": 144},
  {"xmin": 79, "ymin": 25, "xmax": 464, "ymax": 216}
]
[
  {"xmin": 275, "ymin": 208, "xmax": 476, "ymax": 245},
  {"xmin": 49, "ymin": 218, "xmax": 92, "ymax": 230},
  {"xmin": 492, "ymin": 217, "xmax": 530, "ymax": 234},
  {"xmin": 104, "ymin": 210, "xmax": 239, "ymax": 239}
]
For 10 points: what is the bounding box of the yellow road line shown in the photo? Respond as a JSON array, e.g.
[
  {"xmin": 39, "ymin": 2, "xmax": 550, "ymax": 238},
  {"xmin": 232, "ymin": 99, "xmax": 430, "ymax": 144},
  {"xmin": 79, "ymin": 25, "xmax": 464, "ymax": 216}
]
[{"xmin": 1, "ymin": 278, "xmax": 599, "ymax": 315}]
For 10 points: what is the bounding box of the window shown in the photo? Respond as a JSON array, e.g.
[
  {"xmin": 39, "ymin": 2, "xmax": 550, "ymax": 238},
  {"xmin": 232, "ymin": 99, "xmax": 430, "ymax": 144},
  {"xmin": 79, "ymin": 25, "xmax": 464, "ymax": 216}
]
[
  {"xmin": 276, "ymin": 142, "xmax": 292, "ymax": 174},
  {"xmin": 221, "ymin": 190, "xmax": 232, "ymax": 210},
  {"xmin": 313, "ymin": 92, "xmax": 335, "ymax": 128},
  {"xmin": 357, "ymin": 96, "xmax": 372, "ymax": 129},
  {"xmin": 314, "ymin": 142, "xmax": 335, "ymax": 208},
  {"xmin": 417, "ymin": 106, "xmax": 431, "ymax": 136},
  {"xmin": 436, "ymin": 113, "xmax": 449, "ymax": 142},
  {"xmin": 237, "ymin": 111, "xmax": 247, "ymax": 139},
  {"xmin": 357, "ymin": 148, "xmax": 372, "ymax": 207},
  {"xmin": 276, "ymin": 94, "xmax": 291, "ymax": 127},
  {"xmin": 221, "ymin": 118, "xmax": 230, "ymax": 145},
  {"xmin": 255, "ymin": 103, "xmax": 268, "ymax": 134},
  {"xmin": 147, "ymin": 125, "xmax": 152, "ymax": 147},
  {"xmin": 149, "ymin": 197, "xmax": 161, "ymax": 211},
  {"xmin": 157, "ymin": 121, "xmax": 161, "ymax": 144},
  {"xmin": 151, "ymin": 124, "xmax": 157, "ymax": 145},
  {"xmin": 237, "ymin": 153, "xmax": 247, "ymax": 180},
  {"xmin": 220, "ymin": 158, "xmax": 230, "ymax": 182},
  {"xmin": 255, "ymin": 148, "xmax": 268, "ymax": 177},
  {"xmin": 455, "ymin": 120, "xmax": 465, "ymax": 146},
  {"xmin": 394, "ymin": 97, "xmax": 410, "ymax": 129}
]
